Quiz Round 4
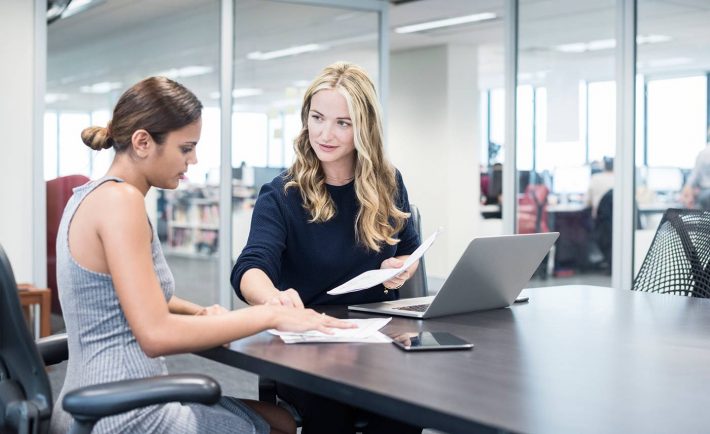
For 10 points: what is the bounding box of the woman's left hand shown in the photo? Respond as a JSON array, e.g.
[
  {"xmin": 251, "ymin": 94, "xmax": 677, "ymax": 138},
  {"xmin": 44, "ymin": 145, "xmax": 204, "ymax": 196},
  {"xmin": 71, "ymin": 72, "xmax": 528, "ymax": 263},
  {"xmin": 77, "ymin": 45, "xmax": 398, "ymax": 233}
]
[
  {"xmin": 195, "ymin": 304, "xmax": 230, "ymax": 316},
  {"xmin": 380, "ymin": 257, "xmax": 411, "ymax": 291}
]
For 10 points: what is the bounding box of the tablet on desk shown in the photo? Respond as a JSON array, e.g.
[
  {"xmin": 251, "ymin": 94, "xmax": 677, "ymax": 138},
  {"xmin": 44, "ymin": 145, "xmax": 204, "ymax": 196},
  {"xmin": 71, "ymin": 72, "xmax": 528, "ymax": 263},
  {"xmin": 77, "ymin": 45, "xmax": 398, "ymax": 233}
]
[{"xmin": 391, "ymin": 332, "xmax": 473, "ymax": 351}]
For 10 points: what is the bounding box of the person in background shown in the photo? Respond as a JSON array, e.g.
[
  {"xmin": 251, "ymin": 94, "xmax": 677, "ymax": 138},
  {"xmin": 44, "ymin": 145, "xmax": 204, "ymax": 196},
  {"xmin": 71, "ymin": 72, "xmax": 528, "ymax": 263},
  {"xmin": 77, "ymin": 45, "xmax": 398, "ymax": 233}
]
[
  {"xmin": 231, "ymin": 62, "xmax": 422, "ymax": 434},
  {"xmin": 587, "ymin": 156, "xmax": 615, "ymax": 218},
  {"xmin": 50, "ymin": 76, "xmax": 354, "ymax": 434},
  {"xmin": 681, "ymin": 130, "xmax": 710, "ymax": 209}
]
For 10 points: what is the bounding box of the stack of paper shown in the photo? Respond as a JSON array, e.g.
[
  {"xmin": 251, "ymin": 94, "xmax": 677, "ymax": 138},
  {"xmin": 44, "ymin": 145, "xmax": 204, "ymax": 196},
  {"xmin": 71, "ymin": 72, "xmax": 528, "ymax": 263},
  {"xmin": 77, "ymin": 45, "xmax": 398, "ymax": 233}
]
[{"xmin": 268, "ymin": 317, "xmax": 392, "ymax": 344}]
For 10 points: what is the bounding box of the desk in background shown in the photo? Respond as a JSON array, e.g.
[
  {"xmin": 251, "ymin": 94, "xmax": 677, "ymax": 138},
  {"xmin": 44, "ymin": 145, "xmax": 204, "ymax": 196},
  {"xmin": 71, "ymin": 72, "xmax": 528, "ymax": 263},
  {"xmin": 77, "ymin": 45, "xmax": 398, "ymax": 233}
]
[
  {"xmin": 198, "ymin": 286, "xmax": 710, "ymax": 434},
  {"xmin": 17, "ymin": 283, "xmax": 51, "ymax": 339}
]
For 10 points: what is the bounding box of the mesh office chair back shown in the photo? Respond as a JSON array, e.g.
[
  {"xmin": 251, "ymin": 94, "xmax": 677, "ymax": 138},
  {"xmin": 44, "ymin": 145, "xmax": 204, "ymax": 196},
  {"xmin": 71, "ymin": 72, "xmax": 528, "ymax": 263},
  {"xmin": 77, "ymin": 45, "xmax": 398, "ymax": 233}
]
[
  {"xmin": 633, "ymin": 208, "xmax": 710, "ymax": 298},
  {"xmin": 0, "ymin": 244, "xmax": 54, "ymax": 434}
]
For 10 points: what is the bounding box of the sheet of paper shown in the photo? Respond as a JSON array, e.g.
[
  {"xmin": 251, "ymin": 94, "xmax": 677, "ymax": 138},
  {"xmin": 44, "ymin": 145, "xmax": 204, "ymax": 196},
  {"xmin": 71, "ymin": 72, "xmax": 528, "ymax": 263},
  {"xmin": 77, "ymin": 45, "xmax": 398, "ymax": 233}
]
[
  {"xmin": 327, "ymin": 228, "xmax": 441, "ymax": 295},
  {"xmin": 277, "ymin": 331, "xmax": 392, "ymax": 344},
  {"xmin": 268, "ymin": 317, "xmax": 392, "ymax": 344}
]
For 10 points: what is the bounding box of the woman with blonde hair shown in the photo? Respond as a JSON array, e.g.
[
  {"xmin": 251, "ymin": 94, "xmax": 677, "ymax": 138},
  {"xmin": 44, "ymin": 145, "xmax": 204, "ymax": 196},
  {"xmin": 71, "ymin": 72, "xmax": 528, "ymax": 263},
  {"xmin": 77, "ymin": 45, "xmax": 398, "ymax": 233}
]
[
  {"xmin": 50, "ymin": 76, "xmax": 354, "ymax": 434},
  {"xmin": 232, "ymin": 62, "xmax": 422, "ymax": 433}
]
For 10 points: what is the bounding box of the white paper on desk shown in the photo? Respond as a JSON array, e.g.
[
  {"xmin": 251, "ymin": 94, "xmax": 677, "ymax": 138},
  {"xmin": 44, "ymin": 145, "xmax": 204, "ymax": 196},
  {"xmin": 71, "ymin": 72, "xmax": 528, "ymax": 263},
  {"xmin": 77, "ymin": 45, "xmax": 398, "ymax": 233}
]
[
  {"xmin": 278, "ymin": 331, "xmax": 392, "ymax": 344},
  {"xmin": 268, "ymin": 317, "xmax": 392, "ymax": 344},
  {"xmin": 327, "ymin": 228, "xmax": 441, "ymax": 295}
]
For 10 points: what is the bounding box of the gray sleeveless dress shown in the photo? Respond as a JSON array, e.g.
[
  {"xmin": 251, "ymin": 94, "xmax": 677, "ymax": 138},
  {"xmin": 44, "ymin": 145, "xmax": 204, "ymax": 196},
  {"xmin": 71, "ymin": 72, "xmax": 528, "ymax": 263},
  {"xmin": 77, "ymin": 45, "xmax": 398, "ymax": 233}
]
[{"xmin": 50, "ymin": 177, "xmax": 269, "ymax": 434}]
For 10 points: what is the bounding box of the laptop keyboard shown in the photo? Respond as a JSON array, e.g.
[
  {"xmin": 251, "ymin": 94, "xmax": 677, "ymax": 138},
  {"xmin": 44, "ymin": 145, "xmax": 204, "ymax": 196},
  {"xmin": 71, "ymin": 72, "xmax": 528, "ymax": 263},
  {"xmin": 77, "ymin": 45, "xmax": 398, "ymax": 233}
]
[{"xmin": 393, "ymin": 303, "xmax": 430, "ymax": 312}]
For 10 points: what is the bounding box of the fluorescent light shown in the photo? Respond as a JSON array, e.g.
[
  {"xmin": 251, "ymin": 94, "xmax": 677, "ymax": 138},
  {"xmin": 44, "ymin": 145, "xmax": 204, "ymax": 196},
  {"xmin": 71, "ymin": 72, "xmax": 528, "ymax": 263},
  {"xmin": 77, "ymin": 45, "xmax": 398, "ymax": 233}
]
[
  {"xmin": 271, "ymin": 99, "xmax": 301, "ymax": 109},
  {"xmin": 79, "ymin": 81, "xmax": 123, "ymax": 94},
  {"xmin": 45, "ymin": 93, "xmax": 69, "ymax": 104},
  {"xmin": 62, "ymin": 0, "xmax": 105, "ymax": 19},
  {"xmin": 232, "ymin": 88, "xmax": 263, "ymax": 98},
  {"xmin": 155, "ymin": 65, "xmax": 214, "ymax": 79},
  {"xmin": 293, "ymin": 80, "xmax": 311, "ymax": 87},
  {"xmin": 554, "ymin": 34, "xmax": 671, "ymax": 53},
  {"xmin": 247, "ymin": 44, "xmax": 323, "ymax": 61},
  {"xmin": 209, "ymin": 88, "xmax": 264, "ymax": 99},
  {"xmin": 555, "ymin": 43, "xmax": 588, "ymax": 53},
  {"xmin": 395, "ymin": 12, "xmax": 497, "ymax": 34},
  {"xmin": 587, "ymin": 39, "xmax": 616, "ymax": 51},
  {"xmin": 644, "ymin": 57, "xmax": 692, "ymax": 68},
  {"xmin": 637, "ymin": 34, "xmax": 672, "ymax": 44}
]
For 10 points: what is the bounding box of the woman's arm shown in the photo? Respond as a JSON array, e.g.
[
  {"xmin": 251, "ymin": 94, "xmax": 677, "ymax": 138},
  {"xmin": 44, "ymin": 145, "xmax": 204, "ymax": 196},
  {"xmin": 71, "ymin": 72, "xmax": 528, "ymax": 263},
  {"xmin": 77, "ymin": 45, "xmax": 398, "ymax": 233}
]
[
  {"xmin": 167, "ymin": 296, "xmax": 203, "ymax": 315},
  {"xmin": 240, "ymin": 268, "xmax": 304, "ymax": 308},
  {"xmin": 232, "ymin": 183, "xmax": 290, "ymax": 303},
  {"xmin": 96, "ymin": 184, "xmax": 344, "ymax": 357}
]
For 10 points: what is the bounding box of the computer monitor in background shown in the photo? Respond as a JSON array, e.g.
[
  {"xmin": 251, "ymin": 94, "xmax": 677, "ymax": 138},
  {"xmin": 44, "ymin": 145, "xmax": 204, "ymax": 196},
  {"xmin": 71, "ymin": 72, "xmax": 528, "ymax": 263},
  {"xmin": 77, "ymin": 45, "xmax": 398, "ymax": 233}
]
[
  {"xmin": 252, "ymin": 166, "xmax": 286, "ymax": 196},
  {"xmin": 552, "ymin": 166, "xmax": 591, "ymax": 195},
  {"xmin": 232, "ymin": 166, "xmax": 243, "ymax": 180},
  {"xmin": 646, "ymin": 167, "xmax": 683, "ymax": 193}
]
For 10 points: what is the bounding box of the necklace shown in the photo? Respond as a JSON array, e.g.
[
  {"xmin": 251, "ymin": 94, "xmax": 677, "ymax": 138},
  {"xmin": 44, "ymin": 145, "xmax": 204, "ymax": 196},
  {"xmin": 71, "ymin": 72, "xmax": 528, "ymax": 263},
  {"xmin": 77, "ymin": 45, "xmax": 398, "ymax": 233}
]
[{"xmin": 325, "ymin": 175, "xmax": 355, "ymax": 184}]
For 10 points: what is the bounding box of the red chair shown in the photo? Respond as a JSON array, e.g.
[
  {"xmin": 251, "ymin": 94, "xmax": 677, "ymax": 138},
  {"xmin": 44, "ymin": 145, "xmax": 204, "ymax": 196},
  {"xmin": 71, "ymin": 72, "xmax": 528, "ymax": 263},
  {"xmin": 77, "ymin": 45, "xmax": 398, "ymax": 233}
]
[
  {"xmin": 47, "ymin": 175, "xmax": 89, "ymax": 315},
  {"xmin": 518, "ymin": 184, "xmax": 550, "ymax": 234}
]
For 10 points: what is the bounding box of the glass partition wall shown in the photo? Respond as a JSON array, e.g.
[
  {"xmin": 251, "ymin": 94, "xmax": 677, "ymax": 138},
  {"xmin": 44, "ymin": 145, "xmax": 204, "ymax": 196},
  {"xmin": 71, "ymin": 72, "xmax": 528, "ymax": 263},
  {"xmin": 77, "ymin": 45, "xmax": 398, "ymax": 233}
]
[
  {"xmin": 517, "ymin": 0, "xmax": 616, "ymax": 287},
  {"xmin": 46, "ymin": 0, "xmax": 222, "ymax": 307},
  {"xmin": 230, "ymin": 0, "xmax": 382, "ymax": 305},
  {"xmin": 634, "ymin": 1, "xmax": 710, "ymax": 275},
  {"xmin": 46, "ymin": 0, "xmax": 385, "ymax": 310}
]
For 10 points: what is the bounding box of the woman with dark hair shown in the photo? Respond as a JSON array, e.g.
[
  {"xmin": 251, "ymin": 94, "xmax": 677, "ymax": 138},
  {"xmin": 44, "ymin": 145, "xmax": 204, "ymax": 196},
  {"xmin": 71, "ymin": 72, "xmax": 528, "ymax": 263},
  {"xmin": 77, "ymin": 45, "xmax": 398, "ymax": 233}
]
[{"xmin": 50, "ymin": 77, "xmax": 353, "ymax": 434}]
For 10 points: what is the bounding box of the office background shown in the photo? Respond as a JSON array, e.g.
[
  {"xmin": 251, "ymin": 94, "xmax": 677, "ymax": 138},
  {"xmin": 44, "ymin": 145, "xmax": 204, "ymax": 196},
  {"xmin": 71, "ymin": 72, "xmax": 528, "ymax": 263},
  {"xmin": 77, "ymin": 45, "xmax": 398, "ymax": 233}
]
[{"xmin": 3, "ymin": 0, "xmax": 710, "ymax": 311}]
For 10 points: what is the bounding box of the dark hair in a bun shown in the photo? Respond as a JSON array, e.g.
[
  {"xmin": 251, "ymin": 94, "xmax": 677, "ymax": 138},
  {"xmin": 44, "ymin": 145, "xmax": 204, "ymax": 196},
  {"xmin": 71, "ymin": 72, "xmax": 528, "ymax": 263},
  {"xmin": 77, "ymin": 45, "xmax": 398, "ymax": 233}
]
[
  {"xmin": 81, "ymin": 125, "xmax": 114, "ymax": 150},
  {"xmin": 81, "ymin": 76, "xmax": 202, "ymax": 153}
]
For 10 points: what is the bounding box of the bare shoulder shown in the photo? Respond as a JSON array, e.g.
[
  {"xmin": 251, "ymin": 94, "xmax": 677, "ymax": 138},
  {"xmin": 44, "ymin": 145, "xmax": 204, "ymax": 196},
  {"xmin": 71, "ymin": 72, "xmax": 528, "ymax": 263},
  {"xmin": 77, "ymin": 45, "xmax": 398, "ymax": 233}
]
[
  {"xmin": 84, "ymin": 181, "xmax": 147, "ymax": 228},
  {"xmin": 92, "ymin": 181, "xmax": 145, "ymax": 210}
]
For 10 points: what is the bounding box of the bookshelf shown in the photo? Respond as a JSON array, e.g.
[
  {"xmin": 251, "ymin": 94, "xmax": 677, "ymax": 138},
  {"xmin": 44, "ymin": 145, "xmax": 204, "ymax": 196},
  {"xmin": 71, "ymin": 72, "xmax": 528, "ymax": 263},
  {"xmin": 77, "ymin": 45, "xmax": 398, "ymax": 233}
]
[{"xmin": 165, "ymin": 188, "xmax": 220, "ymax": 257}]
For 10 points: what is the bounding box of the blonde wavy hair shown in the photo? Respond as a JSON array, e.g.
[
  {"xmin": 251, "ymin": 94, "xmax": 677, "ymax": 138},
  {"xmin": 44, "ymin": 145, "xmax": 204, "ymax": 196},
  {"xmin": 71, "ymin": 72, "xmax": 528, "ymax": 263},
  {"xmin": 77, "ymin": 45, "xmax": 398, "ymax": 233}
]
[{"xmin": 285, "ymin": 62, "xmax": 409, "ymax": 252}]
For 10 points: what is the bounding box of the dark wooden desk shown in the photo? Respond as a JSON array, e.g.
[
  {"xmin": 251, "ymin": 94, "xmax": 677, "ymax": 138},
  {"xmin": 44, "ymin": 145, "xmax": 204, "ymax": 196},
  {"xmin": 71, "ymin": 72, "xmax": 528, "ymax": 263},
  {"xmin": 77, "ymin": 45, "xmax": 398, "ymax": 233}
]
[{"xmin": 198, "ymin": 286, "xmax": 710, "ymax": 434}]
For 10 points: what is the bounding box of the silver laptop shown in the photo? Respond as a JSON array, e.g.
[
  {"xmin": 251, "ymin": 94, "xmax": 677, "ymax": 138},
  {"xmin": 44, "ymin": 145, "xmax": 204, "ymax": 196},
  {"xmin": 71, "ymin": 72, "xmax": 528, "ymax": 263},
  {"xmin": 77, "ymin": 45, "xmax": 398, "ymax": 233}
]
[{"xmin": 349, "ymin": 232, "xmax": 559, "ymax": 319}]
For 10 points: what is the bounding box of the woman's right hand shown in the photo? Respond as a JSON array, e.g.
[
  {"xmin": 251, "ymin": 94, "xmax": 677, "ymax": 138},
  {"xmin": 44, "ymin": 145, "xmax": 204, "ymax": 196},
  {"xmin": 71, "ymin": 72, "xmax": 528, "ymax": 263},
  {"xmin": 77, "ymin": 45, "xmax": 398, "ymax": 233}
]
[
  {"xmin": 264, "ymin": 288, "xmax": 304, "ymax": 309},
  {"xmin": 270, "ymin": 307, "xmax": 357, "ymax": 335}
]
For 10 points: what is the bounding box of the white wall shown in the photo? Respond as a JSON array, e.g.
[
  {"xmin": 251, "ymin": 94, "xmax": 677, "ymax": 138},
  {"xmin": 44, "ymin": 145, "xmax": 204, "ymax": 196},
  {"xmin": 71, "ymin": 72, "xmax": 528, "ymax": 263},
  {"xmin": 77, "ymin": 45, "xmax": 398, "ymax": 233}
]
[
  {"xmin": 0, "ymin": 1, "xmax": 43, "ymax": 284},
  {"xmin": 388, "ymin": 44, "xmax": 481, "ymax": 278}
]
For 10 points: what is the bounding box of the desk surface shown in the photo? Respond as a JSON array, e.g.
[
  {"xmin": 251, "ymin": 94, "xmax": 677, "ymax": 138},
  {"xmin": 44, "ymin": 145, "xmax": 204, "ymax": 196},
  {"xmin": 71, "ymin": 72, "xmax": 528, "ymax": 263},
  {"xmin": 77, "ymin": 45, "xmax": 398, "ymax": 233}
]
[{"xmin": 199, "ymin": 286, "xmax": 710, "ymax": 434}]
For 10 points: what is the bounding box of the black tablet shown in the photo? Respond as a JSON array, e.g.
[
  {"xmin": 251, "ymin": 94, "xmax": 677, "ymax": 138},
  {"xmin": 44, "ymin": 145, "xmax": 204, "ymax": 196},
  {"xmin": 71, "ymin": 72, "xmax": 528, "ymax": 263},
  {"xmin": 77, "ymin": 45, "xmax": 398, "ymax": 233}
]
[{"xmin": 391, "ymin": 332, "xmax": 474, "ymax": 351}]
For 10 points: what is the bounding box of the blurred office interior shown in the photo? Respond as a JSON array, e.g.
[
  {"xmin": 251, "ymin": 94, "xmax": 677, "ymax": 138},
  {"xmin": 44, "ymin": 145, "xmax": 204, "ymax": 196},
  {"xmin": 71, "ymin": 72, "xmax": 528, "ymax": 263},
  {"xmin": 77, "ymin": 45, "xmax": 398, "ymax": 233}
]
[{"xmin": 6, "ymin": 0, "xmax": 710, "ymax": 311}]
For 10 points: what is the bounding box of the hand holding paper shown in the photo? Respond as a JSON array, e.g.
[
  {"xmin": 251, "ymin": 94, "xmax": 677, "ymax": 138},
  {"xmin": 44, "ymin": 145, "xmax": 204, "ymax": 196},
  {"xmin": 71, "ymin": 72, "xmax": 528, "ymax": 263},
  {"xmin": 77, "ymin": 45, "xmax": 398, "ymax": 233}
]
[{"xmin": 327, "ymin": 229, "xmax": 440, "ymax": 295}]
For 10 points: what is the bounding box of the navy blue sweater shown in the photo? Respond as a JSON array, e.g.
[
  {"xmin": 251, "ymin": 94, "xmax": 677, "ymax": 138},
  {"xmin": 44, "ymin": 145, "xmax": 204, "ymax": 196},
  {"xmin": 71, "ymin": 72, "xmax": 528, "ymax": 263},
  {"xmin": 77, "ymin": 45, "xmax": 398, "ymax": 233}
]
[{"xmin": 231, "ymin": 170, "xmax": 420, "ymax": 306}]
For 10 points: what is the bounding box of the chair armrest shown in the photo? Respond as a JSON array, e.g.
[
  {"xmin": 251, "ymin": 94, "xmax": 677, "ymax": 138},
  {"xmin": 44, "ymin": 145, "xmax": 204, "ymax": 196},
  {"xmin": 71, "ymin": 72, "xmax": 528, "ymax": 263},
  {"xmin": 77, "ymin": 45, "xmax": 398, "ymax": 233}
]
[
  {"xmin": 63, "ymin": 374, "xmax": 220, "ymax": 421},
  {"xmin": 36, "ymin": 333, "xmax": 68, "ymax": 366},
  {"xmin": 258, "ymin": 376, "xmax": 277, "ymax": 403}
]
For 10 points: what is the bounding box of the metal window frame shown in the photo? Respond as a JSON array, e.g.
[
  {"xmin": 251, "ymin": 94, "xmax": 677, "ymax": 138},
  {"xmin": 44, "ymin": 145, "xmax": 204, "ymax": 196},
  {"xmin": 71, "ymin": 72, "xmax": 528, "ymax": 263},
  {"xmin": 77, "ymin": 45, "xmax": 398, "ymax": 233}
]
[
  {"xmin": 33, "ymin": 0, "xmax": 47, "ymax": 288},
  {"xmin": 612, "ymin": 0, "xmax": 637, "ymax": 290},
  {"xmin": 503, "ymin": 0, "xmax": 518, "ymax": 234}
]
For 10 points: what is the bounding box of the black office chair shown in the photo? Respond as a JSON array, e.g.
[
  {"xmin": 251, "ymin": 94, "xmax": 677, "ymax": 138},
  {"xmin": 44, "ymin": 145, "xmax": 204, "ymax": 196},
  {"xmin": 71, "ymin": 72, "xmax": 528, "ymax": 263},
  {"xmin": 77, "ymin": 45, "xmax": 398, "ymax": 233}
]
[
  {"xmin": 594, "ymin": 189, "xmax": 613, "ymax": 269},
  {"xmin": 0, "ymin": 243, "xmax": 221, "ymax": 434},
  {"xmin": 259, "ymin": 203, "xmax": 429, "ymax": 428},
  {"xmin": 633, "ymin": 208, "xmax": 710, "ymax": 298},
  {"xmin": 399, "ymin": 203, "xmax": 428, "ymax": 298}
]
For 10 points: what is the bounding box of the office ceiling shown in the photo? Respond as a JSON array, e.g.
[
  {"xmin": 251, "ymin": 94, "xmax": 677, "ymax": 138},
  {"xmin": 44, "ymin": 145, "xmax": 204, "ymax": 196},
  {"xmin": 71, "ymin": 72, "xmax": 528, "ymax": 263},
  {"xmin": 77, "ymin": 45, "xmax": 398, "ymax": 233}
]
[{"xmin": 46, "ymin": 0, "xmax": 710, "ymax": 112}]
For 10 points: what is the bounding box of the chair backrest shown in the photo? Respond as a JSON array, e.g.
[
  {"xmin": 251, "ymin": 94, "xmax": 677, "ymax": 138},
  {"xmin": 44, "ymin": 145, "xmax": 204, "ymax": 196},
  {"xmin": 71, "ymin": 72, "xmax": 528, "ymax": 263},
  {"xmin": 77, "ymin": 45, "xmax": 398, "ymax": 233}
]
[
  {"xmin": 47, "ymin": 174, "xmax": 89, "ymax": 314},
  {"xmin": 399, "ymin": 204, "xmax": 428, "ymax": 298},
  {"xmin": 518, "ymin": 184, "xmax": 550, "ymax": 234},
  {"xmin": 0, "ymin": 244, "xmax": 53, "ymax": 433},
  {"xmin": 633, "ymin": 208, "xmax": 710, "ymax": 298}
]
